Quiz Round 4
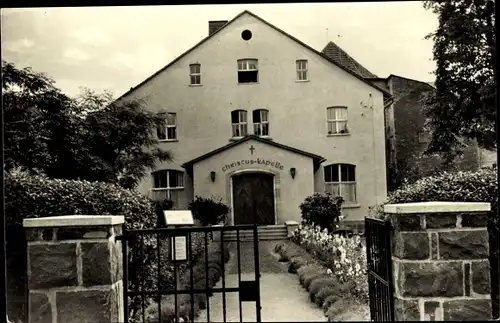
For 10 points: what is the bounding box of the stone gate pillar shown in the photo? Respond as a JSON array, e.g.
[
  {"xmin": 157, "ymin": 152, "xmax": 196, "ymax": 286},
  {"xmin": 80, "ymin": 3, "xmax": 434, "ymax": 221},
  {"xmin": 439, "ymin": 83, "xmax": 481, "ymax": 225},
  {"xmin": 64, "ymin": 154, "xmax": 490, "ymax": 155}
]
[
  {"xmin": 385, "ymin": 202, "xmax": 492, "ymax": 321},
  {"xmin": 23, "ymin": 215, "xmax": 125, "ymax": 323}
]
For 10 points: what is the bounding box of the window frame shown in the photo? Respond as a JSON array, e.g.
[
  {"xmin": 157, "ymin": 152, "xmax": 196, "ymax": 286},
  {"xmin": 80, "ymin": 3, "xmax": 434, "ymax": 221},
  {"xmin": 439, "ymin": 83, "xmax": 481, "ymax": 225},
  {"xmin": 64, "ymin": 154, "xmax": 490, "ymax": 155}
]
[
  {"xmin": 157, "ymin": 112, "xmax": 177, "ymax": 141},
  {"xmin": 237, "ymin": 59, "xmax": 259, "ymax": 84},
  {"xmin": 296, "ymin": 59, "xmax": 308, "ymax": 81},
  {"xmin": 326, "ymin": 106, "xmax": 349, "ymax": 135},
  {"xmin": 253, "ymin": 109, "xmax": 269, "ymax": 137},
  {"xmin": 323, "ymin": 163, "xmax": 357, "ymax": 204},
  {"xmin": 231, "ymin": 109, "xmax": 248, "ymax": 138},
  {"xmin": 189, "ymin": 63, "xmax": 201, "ymax": 85}
]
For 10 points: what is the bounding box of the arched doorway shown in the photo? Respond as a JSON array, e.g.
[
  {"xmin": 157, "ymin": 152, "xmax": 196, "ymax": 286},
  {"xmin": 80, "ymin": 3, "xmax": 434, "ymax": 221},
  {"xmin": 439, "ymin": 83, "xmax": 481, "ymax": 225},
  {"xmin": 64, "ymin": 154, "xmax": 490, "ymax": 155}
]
[{"xmin": 232, "ymin": 172, "xmax": 275, "ymax": 225}]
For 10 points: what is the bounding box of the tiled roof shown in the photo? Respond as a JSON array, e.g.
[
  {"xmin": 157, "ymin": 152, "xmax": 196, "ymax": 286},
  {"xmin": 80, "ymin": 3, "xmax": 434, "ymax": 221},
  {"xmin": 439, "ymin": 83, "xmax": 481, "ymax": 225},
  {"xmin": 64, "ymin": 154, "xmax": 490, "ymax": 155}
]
[{"xmin": 321, "ymin": 41, "xmax": 378, "ymax": 78}]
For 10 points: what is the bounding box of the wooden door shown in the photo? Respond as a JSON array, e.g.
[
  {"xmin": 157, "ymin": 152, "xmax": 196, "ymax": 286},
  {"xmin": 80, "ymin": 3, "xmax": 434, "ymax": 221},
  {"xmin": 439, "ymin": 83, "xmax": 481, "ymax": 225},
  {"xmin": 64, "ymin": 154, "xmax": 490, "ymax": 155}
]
[{"xmin": 232, "ymin": 173, "xmax": 275, "ymax": 225}]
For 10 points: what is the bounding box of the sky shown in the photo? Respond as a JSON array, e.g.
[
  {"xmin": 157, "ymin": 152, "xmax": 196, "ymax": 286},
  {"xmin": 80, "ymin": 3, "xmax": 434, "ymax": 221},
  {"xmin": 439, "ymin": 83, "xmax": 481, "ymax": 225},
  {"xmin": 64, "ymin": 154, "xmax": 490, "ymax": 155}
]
[{"xmin": 1, "ymin": 2, "xmax": 438, "ymax": 99}]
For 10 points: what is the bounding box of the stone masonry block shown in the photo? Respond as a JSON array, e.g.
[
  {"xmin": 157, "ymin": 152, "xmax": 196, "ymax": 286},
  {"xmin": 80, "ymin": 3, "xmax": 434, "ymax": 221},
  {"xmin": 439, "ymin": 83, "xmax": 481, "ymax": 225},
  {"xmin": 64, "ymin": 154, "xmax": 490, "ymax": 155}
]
[
  {"xmin": 393, "ymin": 232, "xmax": 429, "ymax": 260},
  {"xmin": 26, "ymin": 228, "xmax": 54, "ymax": 242},
  {"xmin": 29, "ymin": 292, "xmax": 52, "ymax": 323},
  {"xmin": 82, "ymin": 242, "xmax": 115, "ymax": 286},
  {"xmin": 471, "ymin": 260, "xmax": 491, "ymax": 295},
  {"xmin": 394, "ymin": 298, "xmax": 420, "ymax": 321},
  {"xmin": 56, "ymin": 288, "xmax": 121, "ymax": 323},
  {"xmin": 56, "ymin": 226, "xmax": 110, "ymax": 240},
  {"xmin": 426, "ymin": 213, "xmax": 457, "ymax": 229},
  {"xmin": 28, "ymin": 243, "xmax": 77, "ymax": 289},
  {"xmin": 399, "ymin": 261, "xmax": 463, "ymax": 297},
  {"xmin": 443, "ymin": 299, "xmax": 492, "ymax": 321},
  {"xmin": 388, "ymin": 214, "xmax": 423, "ymax": 232},
  {"xmin": 439, "ymin": 230, "xmax": 489, "ymax": 260},
  {"xmin": 461, "ymin": 212, "xmax": 489, "ymax": 227}
]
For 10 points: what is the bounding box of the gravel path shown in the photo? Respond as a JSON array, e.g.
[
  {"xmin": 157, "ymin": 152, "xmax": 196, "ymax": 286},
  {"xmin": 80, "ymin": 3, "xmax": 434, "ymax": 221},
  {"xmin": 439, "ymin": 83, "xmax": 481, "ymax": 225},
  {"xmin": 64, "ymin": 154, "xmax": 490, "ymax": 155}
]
[{"xmin": 196, "ymin": 241, "xmax": 327, "ymax": 322}]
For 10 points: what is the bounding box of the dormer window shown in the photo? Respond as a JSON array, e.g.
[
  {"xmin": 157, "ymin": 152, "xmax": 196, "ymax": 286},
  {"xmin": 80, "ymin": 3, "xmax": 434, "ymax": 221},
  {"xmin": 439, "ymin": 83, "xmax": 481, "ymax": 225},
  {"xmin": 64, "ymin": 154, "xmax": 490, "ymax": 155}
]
[{"xmin": 237, "ymin": 59, "xmax": 258, "ymax": 83}]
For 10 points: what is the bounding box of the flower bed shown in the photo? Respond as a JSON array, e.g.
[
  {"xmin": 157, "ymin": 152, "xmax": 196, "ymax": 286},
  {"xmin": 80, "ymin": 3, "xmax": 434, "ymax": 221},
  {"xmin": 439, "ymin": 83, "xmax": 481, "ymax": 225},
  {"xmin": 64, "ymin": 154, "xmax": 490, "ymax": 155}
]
[
  {"xmin": 274, "ymin": 225, "xmax": 370, "ymax": 321},
  {"xmin": 291, "ymin": 224, "xmax": 368, "ymax": 302}
]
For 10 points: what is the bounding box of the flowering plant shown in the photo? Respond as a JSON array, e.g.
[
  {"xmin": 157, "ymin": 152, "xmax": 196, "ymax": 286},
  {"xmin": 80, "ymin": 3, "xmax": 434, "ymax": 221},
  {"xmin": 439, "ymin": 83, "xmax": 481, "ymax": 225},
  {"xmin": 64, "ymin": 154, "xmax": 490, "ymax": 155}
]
[{"xmin": 291, "ymin": 224, "xmax": 368, "ymax": 301}]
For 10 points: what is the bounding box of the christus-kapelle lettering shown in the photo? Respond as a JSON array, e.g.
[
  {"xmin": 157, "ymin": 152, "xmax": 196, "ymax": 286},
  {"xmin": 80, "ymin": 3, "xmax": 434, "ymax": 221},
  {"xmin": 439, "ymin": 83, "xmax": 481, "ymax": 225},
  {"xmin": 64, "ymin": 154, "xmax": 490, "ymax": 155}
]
[{"xmin": 221, "ymin": 159, "xmax": 285, "ymax": 171}]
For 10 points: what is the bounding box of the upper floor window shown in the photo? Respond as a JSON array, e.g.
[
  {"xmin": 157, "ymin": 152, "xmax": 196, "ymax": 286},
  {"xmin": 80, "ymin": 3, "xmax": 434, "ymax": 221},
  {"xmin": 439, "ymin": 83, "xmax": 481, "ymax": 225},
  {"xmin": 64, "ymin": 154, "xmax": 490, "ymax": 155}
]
[
  {"xmin": 231, "ymin": 110, "xmax": 248, "ymax": 138},
  {"xmin": 237, "ymin": 59, "xmax": 258, "ymax": 83},
  {"xmin": 296, "ymin": 60, "xmax": 308, "ymax": 81},
  {"xmin": 151, "ymin": 169, "xmax": 185, "ymax": 204},
  {"xmin": 157, "ymin": 112, "xmax": 177, "ymax": 141},
  {"xmin": 189, "ymin": 64, "xmax": 201, "ymax": 85},
  {"xmin": 253, "ymin": 109, "xmax": 269, "ymax": 137},
  {"xmin": 327, "ymin": 106, "xmax": 348, "ymax": 135},
  {"xmin": 324, "ymin": 164, "xmax": 356, "ymax": 204}
]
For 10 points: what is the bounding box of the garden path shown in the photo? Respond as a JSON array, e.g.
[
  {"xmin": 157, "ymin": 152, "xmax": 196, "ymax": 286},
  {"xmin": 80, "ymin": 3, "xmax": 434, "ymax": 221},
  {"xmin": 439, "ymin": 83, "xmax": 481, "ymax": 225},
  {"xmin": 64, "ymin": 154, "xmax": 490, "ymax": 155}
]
[{"xmin": 196, "ymin": 241, "xmax": 327, "ymax": 322}]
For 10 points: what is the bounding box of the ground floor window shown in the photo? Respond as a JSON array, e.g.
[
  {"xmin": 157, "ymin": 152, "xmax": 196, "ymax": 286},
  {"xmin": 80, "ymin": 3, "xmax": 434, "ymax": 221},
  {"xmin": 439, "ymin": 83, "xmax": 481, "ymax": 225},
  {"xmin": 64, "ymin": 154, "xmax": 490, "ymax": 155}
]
[
  {"xmin": 151, "ymin": 169, "xmax": 185, "ymax": 207},
  {"xmin": 324, "ymin": 163, "xmax": 357, "ymax": 204}
]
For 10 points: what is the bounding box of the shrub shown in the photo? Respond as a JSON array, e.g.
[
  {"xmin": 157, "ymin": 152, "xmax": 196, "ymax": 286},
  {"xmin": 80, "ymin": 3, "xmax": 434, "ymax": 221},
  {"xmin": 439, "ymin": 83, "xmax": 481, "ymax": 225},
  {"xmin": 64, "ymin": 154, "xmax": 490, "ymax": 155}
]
[
  {"xmin": 304, "ymin": 273, "xmax": 329, "ymax": 291},
  {"xmin": 314, "ymin": 286, "xmax": 339, "ymax": 307},
  {"xmin": 309, "ymin": 277, "xmax": 338, "ymax": 302},
  {"xmin": 299, "ymin": 192, "xmax": 344, "ymax": 232},
  {"xmin": 189, "ymin": 195, "xmax": 230, "ymax": 226},
  {"xmin": 297, "ymin": 264, "xmax": 325, "ymax": 286},
  {"xmin": 322, "ymin": 295, "xmax": 340, "ymax": 313},
  {"xmin": 288, "ymin": 257, "xmax": 308, "ymax": 273},
  {"xmin": 326, "ymin": 299, "xmax": 350, "ymax": 322}
]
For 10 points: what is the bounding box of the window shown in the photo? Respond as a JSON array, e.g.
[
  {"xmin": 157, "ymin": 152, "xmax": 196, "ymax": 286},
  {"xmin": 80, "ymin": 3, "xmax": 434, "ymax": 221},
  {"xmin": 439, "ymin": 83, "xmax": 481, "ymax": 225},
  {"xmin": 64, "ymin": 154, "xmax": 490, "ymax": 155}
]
[
  {"xmin": 189, "ymin": 64, "xmax": 201, "ymax": 85},
  {"xmin": 151, "ymin": 170, "xmax": 185, "ymax": 206},
  {"xmin": 253, "ymin": 109, "xmax": 269, "ymax": 136},
  {"xmin": 231, "ymin": 110, "xmax": 248, "ymax": 137},
  {"xmin": 324, "ymin": 164, "xmax": 357, "ymax": 204},
  {"xmin": 157, "ymin": 113, "xmax": 177, "ymax": 141},
  {"xmin": 237, "ymin": 59, "xmax": 258, "ymax": 83},
  {"xmin": 296, "ymin": 60, "xmax": 308, "ymax": 81},
  {"xmin": 327, "ymin": 106, "xmax": 349, "ymax": 134}
]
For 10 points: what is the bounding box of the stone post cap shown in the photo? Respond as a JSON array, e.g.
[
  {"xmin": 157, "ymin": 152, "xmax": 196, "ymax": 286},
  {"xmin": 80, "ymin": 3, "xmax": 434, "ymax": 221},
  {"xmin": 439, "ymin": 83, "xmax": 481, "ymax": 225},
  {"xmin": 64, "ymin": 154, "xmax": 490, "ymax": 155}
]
[
  {"xmin": 23, "ymin": 215, "xmax": 125, "ymax": 228},
  {"xmin": 384, "ymin": 201, "xmax": 491, "ymax": 214},
  {"xmin": 285, "ymin": 220, "xmax": 299, "ymax": 225}
]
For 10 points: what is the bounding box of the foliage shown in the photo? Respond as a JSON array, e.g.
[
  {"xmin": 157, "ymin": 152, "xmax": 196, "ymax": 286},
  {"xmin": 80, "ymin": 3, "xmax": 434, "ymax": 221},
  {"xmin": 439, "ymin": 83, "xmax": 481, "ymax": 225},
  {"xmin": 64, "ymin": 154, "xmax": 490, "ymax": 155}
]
[
  {"xmin": 188, "ymin": 195, "xmax": 230, "ymax": 226},
  {"xmin": 371, "ymin": 166, "xmax": 498, "ymax": 222},
  {"xmin": 2, "ymin": 60, "xmax": 173, "ymax": 189},
  {"xmin": 422, "ymin": 0, "xmax": 496, "ymax": 155},
  {"xmin": 291, "ymin": 224, "xmax": 368, "ymax": 301},
  {"xmin": 4, "ymin": 169, "xmax": 204, "ymax": 321},
  {"xmin": 299, "ymin": 192, "xmax": 344, "ymax": 232}
]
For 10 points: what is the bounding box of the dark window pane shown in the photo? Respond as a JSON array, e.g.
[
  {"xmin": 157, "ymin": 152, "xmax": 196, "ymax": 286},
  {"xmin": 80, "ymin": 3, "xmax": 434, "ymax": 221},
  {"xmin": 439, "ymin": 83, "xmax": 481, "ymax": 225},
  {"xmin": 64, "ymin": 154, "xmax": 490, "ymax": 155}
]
[
  {"xmin": 167, "ymin": 127, "xmax": 176, "ymax": 140},
  {"xmin": 238, "ymin": 71, "xmax": 258, "ymax": 83},
  {"xmin": 324, "ymin": 165, "xmax": 332, "ymax": 182},
  {"xmin": 262, "ymin": 123, "xmax": 269, "ymax": 136},
  {"xmin": 231, "ymin": 110, "xmax": 240, "ymax": 123},
  {"xmin": 340, "ymin": 164, "xmax": 355, "ymax": 182},
  {"xmin": 332, "ymin": 165, "xmax": 339, "ymax": 182},
  {"xmin": 253, "ymin": 110, "xmax": 261, "ymax": 122}
]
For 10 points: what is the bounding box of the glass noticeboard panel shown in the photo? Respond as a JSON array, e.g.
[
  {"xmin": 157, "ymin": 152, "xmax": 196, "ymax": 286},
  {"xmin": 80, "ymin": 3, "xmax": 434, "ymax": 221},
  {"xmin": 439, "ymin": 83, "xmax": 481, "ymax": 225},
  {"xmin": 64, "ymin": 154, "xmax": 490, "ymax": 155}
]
[{"xmin": 163, "ymin": 210, "xmax": 194, "ymax": 226}]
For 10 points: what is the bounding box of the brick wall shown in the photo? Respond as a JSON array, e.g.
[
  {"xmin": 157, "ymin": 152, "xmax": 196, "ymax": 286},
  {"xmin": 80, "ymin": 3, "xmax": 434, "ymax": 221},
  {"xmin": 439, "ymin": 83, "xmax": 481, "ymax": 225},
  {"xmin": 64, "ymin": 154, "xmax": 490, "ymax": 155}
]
[
  {"xmin": 24, "ymin": 215, "xmax": 124, "ymax": 323},
  {"xmin": 385, "ymin": 202, "xmax": 492, "ymax": 321}
]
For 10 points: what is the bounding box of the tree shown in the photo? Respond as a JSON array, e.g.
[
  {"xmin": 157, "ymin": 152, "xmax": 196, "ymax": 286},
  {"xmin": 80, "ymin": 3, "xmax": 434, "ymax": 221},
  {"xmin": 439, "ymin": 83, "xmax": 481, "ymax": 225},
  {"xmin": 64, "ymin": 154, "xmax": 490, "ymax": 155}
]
[
  {"xmin": 422, "ymin": 0, "xmax": 496, "ymax": 156},
  {"xmin": 2, "ymin": 60, "xmax": 173, "ymax": 188}
]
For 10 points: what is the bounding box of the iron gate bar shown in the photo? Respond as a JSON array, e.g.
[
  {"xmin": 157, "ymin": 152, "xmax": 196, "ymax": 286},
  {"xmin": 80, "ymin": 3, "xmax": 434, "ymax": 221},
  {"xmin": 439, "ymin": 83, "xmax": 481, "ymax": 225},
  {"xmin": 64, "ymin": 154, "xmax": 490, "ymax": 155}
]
[
  {"xmin": 365, "ymin": 217, "xmax": 395, "ymax": 322},
  {"xmin": 117, "ymin": 224, "xmax": 261, "ymax": 323}
]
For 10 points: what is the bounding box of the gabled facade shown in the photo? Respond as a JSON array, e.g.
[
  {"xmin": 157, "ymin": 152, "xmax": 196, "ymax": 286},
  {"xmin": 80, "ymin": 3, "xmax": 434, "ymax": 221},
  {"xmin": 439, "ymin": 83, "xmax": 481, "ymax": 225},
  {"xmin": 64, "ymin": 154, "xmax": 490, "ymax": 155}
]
[{"xmin": 120, "ymin": 10, "xmax": 389, "ymax": 224}]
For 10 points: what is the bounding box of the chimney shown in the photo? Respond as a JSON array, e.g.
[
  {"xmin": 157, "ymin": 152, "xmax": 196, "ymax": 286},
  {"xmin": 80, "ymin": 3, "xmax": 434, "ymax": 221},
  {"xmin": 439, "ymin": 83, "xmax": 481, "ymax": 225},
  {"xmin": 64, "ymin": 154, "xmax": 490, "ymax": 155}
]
[{"xmin": 209, "ymin": 20, "xmax": 228, "ymax": 36}]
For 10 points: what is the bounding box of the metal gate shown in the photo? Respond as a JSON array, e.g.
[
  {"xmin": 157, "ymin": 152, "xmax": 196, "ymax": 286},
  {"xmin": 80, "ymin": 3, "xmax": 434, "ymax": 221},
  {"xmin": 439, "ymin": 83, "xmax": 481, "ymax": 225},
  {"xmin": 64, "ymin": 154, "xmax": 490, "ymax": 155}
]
[
  {"xmin": 116, "ymin": 224, "xmax": 262, "ymax": 323},
  {"xmin": 365, "ymin": 217, "xmax": 395, "ymax": 322}
]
